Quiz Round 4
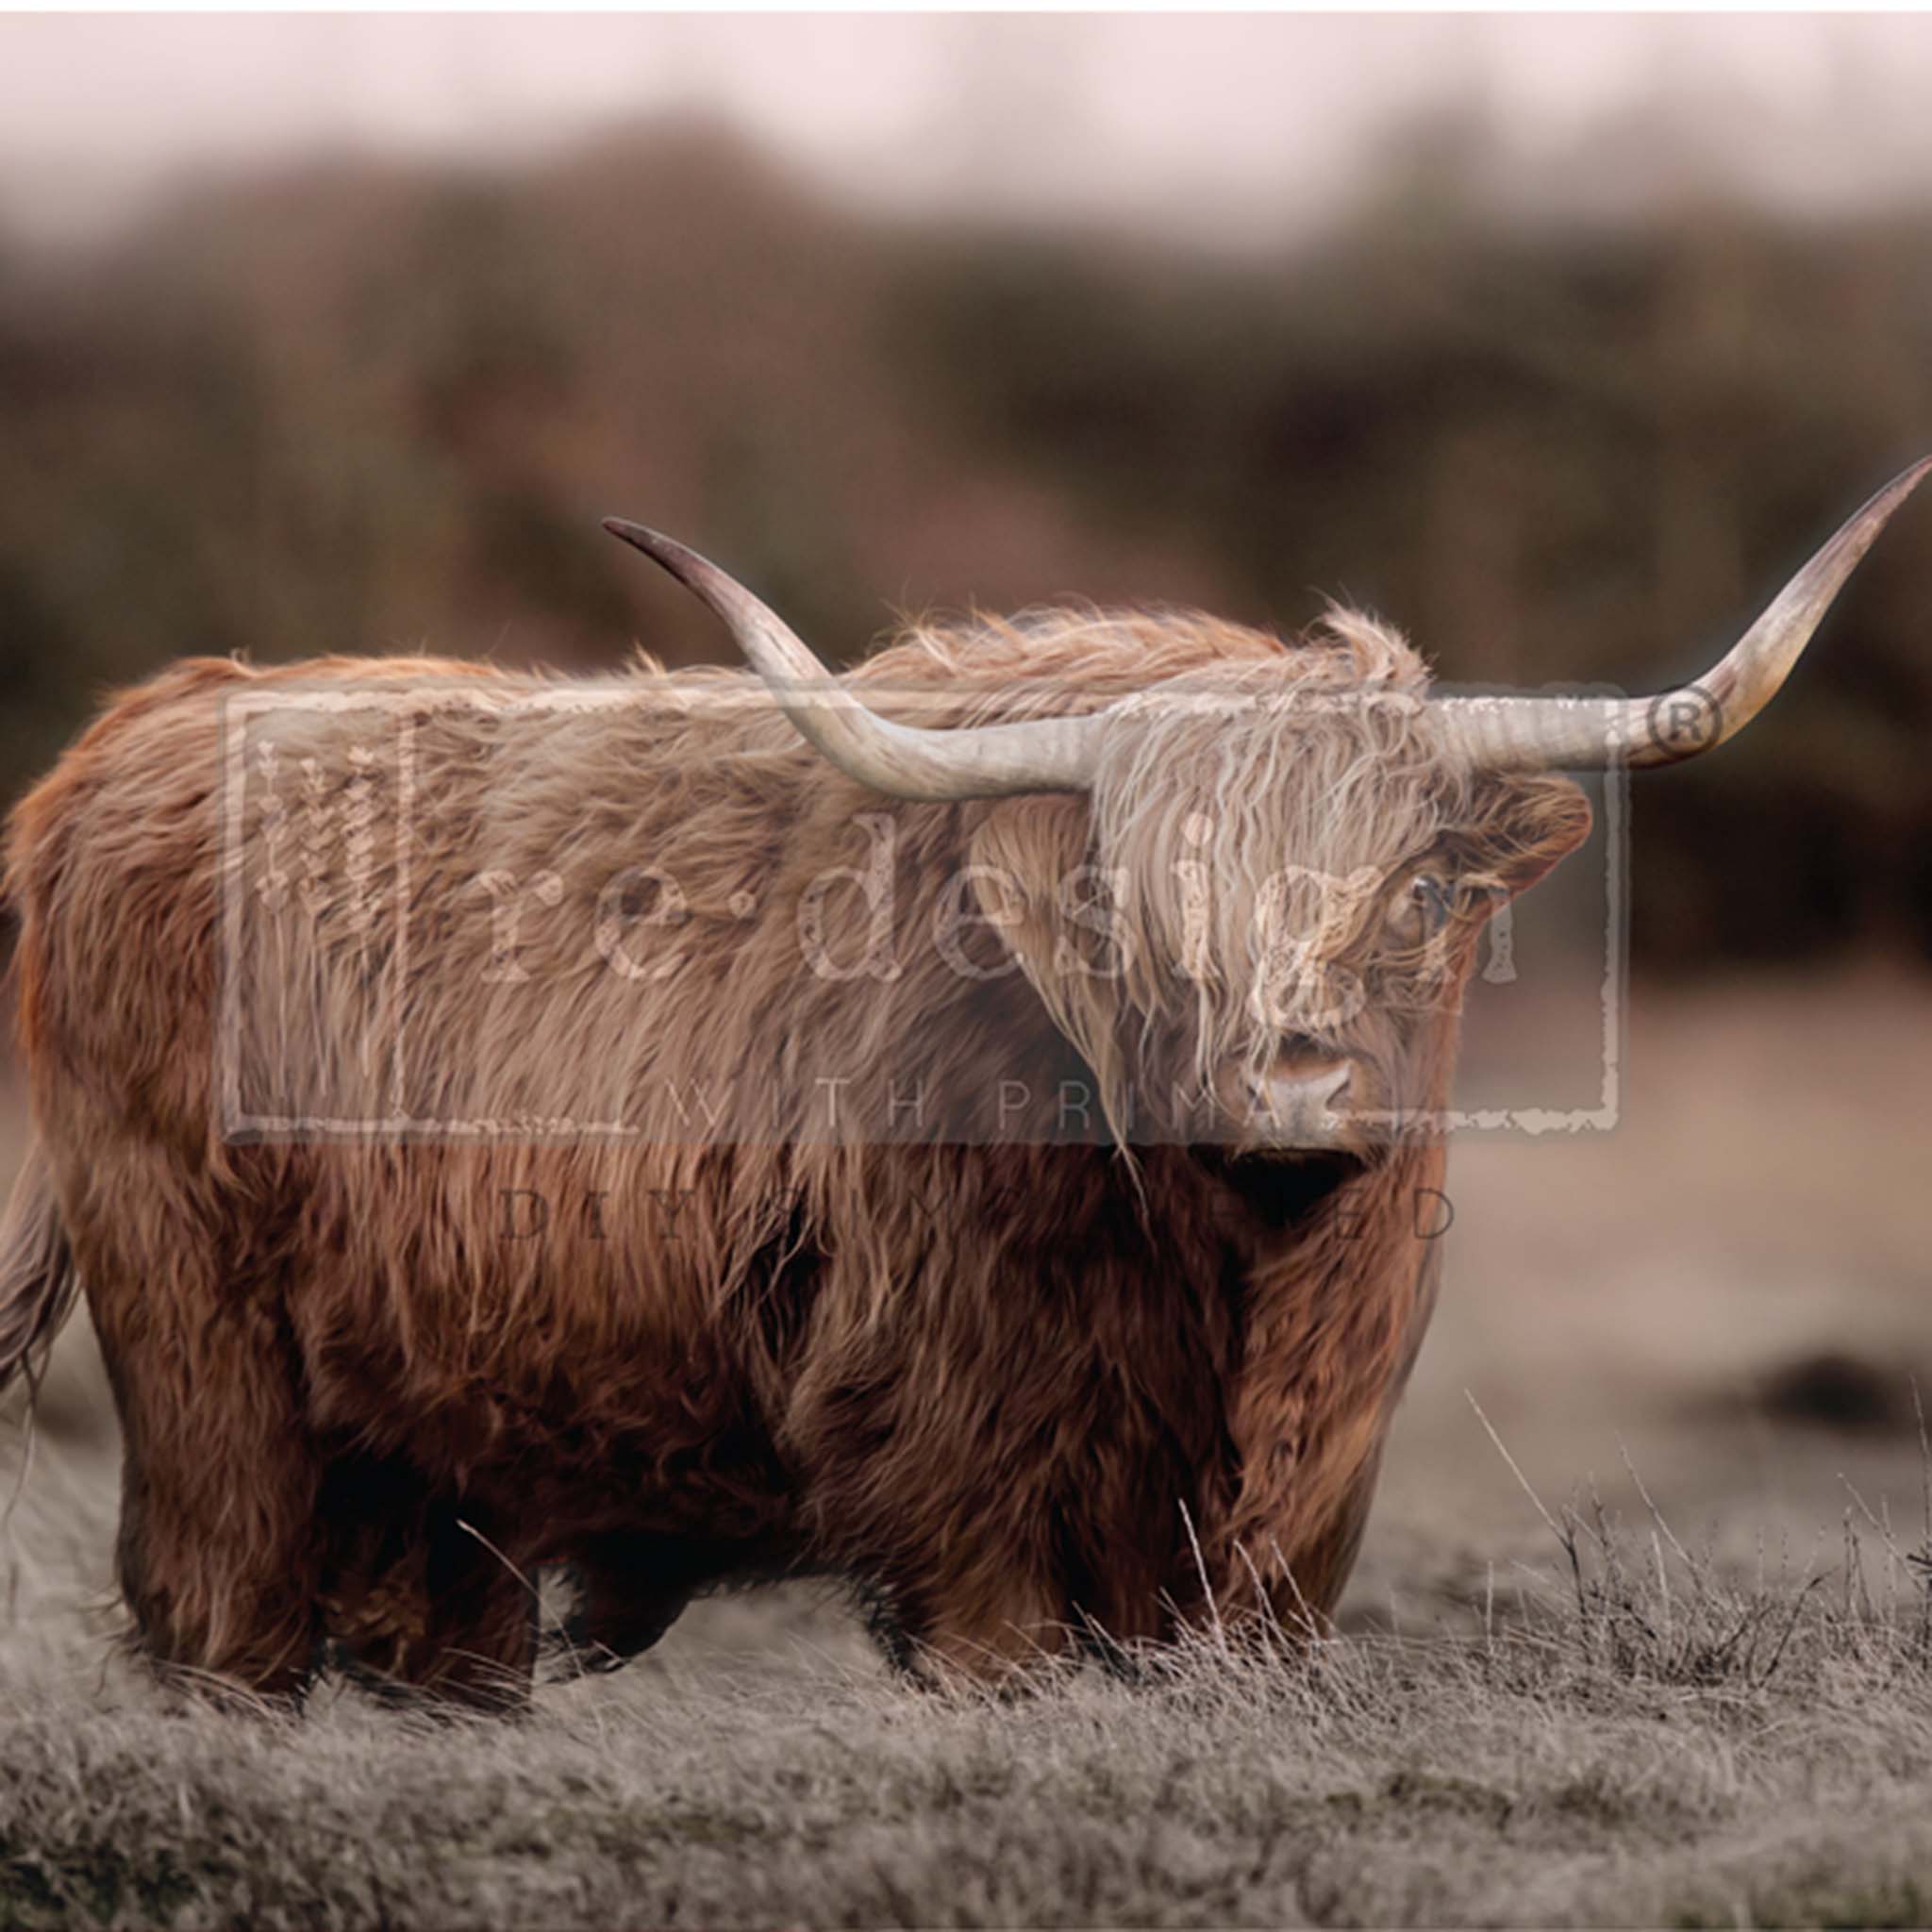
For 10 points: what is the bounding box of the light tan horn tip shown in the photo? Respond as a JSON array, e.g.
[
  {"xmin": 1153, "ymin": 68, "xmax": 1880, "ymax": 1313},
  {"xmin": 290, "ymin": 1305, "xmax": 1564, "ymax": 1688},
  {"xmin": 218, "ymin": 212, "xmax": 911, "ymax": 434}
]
[
  {"xmin": 602, "ymin": 514, "xmax": 653, "ymax": 549},
  {"xmin": 604, "ymin": 517, "xmax": 771, "ymax": 637},
  {"xmin": 604, "ymin": 516, "xmax": 697, "ymax": 581},
  {"xmin": 1842, "ymin": 453, "xmax": 1932, "ymax": 547},
  {"xmin": 1892, "ymin": 453, "xmax": 1932, "ymax": 493}
]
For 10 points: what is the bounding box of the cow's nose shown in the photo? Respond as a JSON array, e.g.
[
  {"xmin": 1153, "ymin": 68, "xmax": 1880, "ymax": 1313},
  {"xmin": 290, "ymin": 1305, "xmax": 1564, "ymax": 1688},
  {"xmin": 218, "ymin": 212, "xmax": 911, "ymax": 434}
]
[{"xmin": 1246, "ymin": 1057, "xmax": 1354, "ymax": 1139}]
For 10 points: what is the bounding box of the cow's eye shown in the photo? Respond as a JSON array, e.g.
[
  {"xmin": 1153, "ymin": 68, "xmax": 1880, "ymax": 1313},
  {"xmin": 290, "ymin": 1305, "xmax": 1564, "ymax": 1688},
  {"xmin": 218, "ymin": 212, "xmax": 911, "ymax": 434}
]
[{"xmin": 1387, "ymin": 869, "xmax": 1453, "ymax": 945}]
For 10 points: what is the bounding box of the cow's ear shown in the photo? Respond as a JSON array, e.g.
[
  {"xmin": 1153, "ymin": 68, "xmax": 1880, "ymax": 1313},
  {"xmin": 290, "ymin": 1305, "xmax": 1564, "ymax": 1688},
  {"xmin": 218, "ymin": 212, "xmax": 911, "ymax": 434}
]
[
  {"xmin": 1479, "ymin": 775, "xmax": 1593, "ymax": 902},
  {"xmin": 964, "ymin": 794, "xmax": 1094, "ymax": 984},
  {"xmin": 966, "ymin": 798, "xmax": 1143, "ymax": 1140}
]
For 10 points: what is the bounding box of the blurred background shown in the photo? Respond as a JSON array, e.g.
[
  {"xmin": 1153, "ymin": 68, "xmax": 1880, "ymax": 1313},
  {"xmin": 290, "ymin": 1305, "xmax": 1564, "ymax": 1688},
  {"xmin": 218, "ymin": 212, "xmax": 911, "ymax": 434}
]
[
  {"xmin": 3, "ymin": 14, "xmax": 1931, "ymax": 1649},
  {"xmin": 6, "ymin": 14, "xmax": 1932, "ymax": 967}
]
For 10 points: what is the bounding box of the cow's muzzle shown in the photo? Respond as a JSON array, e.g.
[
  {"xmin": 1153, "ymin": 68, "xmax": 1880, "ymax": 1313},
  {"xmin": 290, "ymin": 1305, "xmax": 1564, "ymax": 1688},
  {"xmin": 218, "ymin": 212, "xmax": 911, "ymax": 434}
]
[{"xmin": 1222, "ymin": 1047, "xmax": 1359, "ymax": 1154}]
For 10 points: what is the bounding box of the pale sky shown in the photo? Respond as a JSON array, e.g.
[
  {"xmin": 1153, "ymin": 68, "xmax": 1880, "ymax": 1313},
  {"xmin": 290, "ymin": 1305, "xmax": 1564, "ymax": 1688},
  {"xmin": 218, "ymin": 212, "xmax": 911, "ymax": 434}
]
[{"xmin": 7, "ymin": 14, "xmax": 1932, "ymax": 244}]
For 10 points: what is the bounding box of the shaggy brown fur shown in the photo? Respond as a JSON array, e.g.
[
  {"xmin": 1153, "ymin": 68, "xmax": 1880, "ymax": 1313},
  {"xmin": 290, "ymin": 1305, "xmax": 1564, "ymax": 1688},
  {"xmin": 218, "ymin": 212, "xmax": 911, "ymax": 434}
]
[{"xmin": 0, "ymin": 607, "xmax": 1589, "ymax": 1705}]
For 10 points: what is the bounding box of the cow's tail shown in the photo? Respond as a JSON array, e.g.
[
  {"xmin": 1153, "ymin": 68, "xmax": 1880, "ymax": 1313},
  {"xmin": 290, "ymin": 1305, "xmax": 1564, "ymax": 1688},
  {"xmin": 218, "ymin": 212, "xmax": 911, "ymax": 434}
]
[{"xmin": 0, "ymin": 1137, "xmax": 80, "ymax": 1408}]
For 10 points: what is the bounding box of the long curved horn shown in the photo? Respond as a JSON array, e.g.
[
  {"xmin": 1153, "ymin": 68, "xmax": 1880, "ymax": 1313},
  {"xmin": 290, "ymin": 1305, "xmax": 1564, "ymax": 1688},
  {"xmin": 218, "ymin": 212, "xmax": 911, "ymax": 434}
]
[
  {"xmin": 604, "ymin": 520, "xmax": 1106, "ymax": 799},
  {"xmin": 1433, "ymin": 455, "xmax": 1932, "ymax": 771}
]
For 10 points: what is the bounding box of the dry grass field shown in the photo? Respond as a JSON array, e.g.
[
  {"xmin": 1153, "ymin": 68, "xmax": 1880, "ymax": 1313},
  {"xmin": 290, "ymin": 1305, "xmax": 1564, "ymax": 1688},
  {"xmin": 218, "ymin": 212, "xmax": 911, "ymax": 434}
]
[{"xmin": 5, "ymin": 971, "xmax": 1932, "ymax": 1929}]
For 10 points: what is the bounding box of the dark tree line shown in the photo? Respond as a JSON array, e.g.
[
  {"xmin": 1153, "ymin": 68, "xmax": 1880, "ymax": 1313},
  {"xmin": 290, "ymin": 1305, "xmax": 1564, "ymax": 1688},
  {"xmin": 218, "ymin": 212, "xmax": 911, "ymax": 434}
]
[{"xmin": 3, "ymin": 122, "xmax": 1929, "ymax": 967}]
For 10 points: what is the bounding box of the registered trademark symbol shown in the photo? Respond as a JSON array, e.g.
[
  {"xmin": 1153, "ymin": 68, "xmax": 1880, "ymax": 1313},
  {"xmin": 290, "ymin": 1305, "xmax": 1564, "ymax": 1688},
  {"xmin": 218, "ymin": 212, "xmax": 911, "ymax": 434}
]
[{"xmin": 1644, "ymin": 682, "xmax": 1724, "ymax": 757}]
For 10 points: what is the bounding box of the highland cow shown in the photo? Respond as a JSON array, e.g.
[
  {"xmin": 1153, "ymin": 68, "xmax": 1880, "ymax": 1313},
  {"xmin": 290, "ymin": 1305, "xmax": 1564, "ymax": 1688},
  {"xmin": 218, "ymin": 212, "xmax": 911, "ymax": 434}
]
[{"xmin": 0, "ymin": 460, "xmax": 1924, "ymax": 1707}]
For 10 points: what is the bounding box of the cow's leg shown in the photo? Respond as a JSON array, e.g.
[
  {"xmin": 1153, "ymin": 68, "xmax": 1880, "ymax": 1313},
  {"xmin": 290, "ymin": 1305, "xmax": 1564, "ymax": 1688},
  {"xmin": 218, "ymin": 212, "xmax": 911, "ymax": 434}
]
[
  {"xmin": 391, "ymin": 1505, "xmax": 538, "ymax": 1710},
  {"xmin": 1200, "ymin": 1450, "xmax": 1384, "ymax": 1641},
  {"xmin": 323, "ymin": 1481, "xmax": 538, "ymax": 1711},
  {"xmin": 864, "ymin": 1542, "xmax": 1073, "ymax": 1686},
  {"xmin": 89, "ymin": 1251, "xmax": 324, "ymax": 1705}
]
